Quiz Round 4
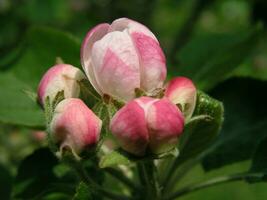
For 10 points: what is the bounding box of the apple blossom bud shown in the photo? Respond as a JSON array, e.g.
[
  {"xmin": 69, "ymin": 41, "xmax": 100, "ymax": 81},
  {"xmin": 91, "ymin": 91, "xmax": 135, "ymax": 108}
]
[
  {"xmin": 37, "ymin": 64, "xmax": 86, "ymax": 106},
  {"xmin": 81, "ymin": 18, "xmax": 166, "ymax": 102},
  {"xmin": 50, "ymin": 98, "xmax": 102, "ymax": 157},
  {"xmin": 110, "ymin": 97, "xmax": 184, "ymax": 156},
  {"xmin": 165, "ymin": 77, "xmax": 197, "ymax": 121}
]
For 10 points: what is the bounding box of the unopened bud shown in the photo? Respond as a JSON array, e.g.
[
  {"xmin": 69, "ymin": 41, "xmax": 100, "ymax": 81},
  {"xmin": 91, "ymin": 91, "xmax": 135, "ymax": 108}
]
[
  {"xmin": 165, "ymin": 77, "xmax": 197, "ymax": 121},
  {"xmin": 37, "ymin": 64, "xmax": 86, "ymax": 106},
  {"xmin": 50, "ymin": 98, "xmax": 102, "ymax": 158},
  {"xmin": 110, "ymin": 97, "xmax": 184, "ymax": 156}
]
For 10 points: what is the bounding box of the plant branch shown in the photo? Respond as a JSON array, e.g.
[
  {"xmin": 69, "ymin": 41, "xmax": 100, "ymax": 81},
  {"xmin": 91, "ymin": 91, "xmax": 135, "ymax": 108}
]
[
  {"xmin": 162, "ymin": 152, "xmax": 204, "ymax": 194},
  {"xmin": 164, "ymin": 172, "xmax": 264, "ymax": 200}
]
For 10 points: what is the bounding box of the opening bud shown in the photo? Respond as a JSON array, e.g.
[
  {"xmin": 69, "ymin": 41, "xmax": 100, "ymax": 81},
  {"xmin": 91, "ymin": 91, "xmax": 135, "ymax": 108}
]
[{"xmin": 81, "ymin": 18, "xmax": 166, "ymax": 102}]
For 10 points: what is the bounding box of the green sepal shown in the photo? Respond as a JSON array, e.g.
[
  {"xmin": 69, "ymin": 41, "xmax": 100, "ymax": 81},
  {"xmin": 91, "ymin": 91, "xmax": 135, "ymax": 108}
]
[
  {"xmin": 177, "ymin": 90, "xmax": 224, "ymax": 163},
  {"xmin": 99, "ymin": 148, "xmax": 179, "ymax": 168},
  {"xmin": 73, "ymin": 182, "xmax": 93, "ymax": 200},
  {"xmin": 78, "ymin": 79, "xmax": 101, "ymax": 108}
]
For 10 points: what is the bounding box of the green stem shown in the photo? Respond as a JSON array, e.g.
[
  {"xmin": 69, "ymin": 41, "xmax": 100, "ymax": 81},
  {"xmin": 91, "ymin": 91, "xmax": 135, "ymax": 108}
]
[
  {"xmin": 137, "ymin": 162, "xmax": 146, "ymax": 185},
  {"xmin": 105, "ymin": 168, "xmax": 139, "ymax": 191},
  {"xmin": 164, "ymin": 172, "xmax": 264, "ymax": 200},
  {"xmin": 140, "ymin": 161, "xmax": 161, "ymax": 200},
  {"xmin": 162, "ymin": 152, "xmax": 203, "ymax": 195},
  {"xmin": 163, "ymin": 143, "xmax": 217, "ymax": 194}
]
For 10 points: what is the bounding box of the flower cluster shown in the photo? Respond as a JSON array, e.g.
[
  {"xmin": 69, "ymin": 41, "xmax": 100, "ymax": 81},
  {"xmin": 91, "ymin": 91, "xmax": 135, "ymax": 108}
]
[{"xmin": 37, "ymin": 18, "xmax": 196, "ymax": 157}]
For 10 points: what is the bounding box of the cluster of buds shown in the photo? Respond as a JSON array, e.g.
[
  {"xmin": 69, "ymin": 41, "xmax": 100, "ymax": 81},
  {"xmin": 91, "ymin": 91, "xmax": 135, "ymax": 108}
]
[{"xmin": 37, "ymin": 18, "xmax": 196, "ymax": 158}]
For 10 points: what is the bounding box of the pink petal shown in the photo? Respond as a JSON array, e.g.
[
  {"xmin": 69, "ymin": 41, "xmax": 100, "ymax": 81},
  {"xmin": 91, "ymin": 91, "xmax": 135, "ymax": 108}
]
[
  {"xmin": 147, "ymin": 98, "xmax": 184, "ymax": 154},
  {"xmin": 91, "ymin": 31, "xmax": 140, "ymax": 101},
  {"xmin": 110, "ymin": 100, "xmax": 149, "ymax": 156},
  {"xmin": 165, "ymin": 77, "xmax": 197, "ymax": 121},
  {"xmin": 81, "ymin": 23, "xmax": 110, "ymax": 95}
]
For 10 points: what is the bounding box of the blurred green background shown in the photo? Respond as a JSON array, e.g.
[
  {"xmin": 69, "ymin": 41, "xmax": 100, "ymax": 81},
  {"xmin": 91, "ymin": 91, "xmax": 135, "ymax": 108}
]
[{"xmin": 1, "ymin": 0, "xmax": 267, "ymax": 199}]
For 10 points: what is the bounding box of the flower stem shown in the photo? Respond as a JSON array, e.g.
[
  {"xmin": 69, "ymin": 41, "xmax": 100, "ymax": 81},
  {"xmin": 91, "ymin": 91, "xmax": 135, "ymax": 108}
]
[
  {"xmin": 164, "ymin": 172, "xmax": 264, "ymax": 200},
  {"xmin": 140, "ymin": 161, "xmax": 162, "ymax": 200}
]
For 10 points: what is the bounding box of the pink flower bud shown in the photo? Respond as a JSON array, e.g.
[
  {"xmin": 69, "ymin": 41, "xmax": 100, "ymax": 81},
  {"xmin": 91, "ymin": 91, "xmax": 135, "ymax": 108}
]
[
  {"xmin": 165, "ymin": 77, "xmax": 197, "ymax": 121},
  {"xmin": 110, "ymin": 97, "xmax": 184, "ymax": 156},
  {"xmin": 50, "ymin": 98, "xmax": 102, "ymax": 157},
  {"xmin": 81, "ymin": 18, "xmax": 166, "ymax": 101},
  {"xmin": 37, "ymin": 64, "xmax": 86, "ymax": 106}
]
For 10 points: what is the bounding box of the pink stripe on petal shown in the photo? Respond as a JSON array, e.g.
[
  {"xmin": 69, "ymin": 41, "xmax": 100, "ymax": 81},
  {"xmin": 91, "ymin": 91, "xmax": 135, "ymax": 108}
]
[
  {"xmin": 131, "ymin": 32, "xmax": 167, "ymax": 92},
  {"xmin": 147, "ymin": 98, "xmax": 184, "ymax": 154},
  {"xmin": 110, "ymin": 100, "xmax": 149, "ymax": 156},
  {"xmin": 99, "ymin": 49, "xmax": 139, "ymax": 101}
]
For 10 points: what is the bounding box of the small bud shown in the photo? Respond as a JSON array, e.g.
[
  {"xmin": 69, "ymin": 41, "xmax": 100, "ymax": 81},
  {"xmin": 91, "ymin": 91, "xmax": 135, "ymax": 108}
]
[
  {"xmin": 50, "ymin": 98, "xmax": 102, "ymax": 158},
  {"xmin": 110, "ymin": 97, "xmax": 184, "ymax": 156},
  {"xmin": 37, "ymin": 64, "xmax": 86, "ymax": 106},
  {"xmin": 81, "ymin": 18, "xmax": 166, "ymax": 102},
  {"xmin": 165, "ymin": 77, "xmax": 197, "ymax": 121}
]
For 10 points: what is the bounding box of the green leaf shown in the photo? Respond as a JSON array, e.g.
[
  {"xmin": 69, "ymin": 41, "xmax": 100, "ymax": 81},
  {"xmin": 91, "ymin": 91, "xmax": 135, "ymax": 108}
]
[
  {"xmin": 250, "ymin": 136, "xmax": 267, "ymax": 174},
  {"xmin": 0, "ymin": 72, "xmax": 45, "ymax": 127},
  {"xmin": 248, "ymin": 136, "xmax": 267, "ymax": 182},
  {"xmin": 175, "ymin": 27, "xmax": 263, "ymax": 91},
  {"xmin": 202, "ymin": 78, "xmax": 267, "ymax": 171},
  {"xmin": 13, "ymin": 148, "xmax": 59, "ymax": 199},
  {"xmin": 10, "ymin": 26, "xmax": 81, "ymax": 88},
  {"xmin": 0, "ymin": 26, "xmax": 81, "ymax": 127},
  {"xmin": 177, "ymin": 91, "xmax": 224, "ymax": 163},
  {"xmin": 73, "ymin": 182, "xmax": 92, "ymax": 200},
  {"xmin": 99, "ymin": 150, "xmax": 132, "ymax": 168},
  {"xmin": 0, "ymin": 164, "xmax": 13, "ymax": 200}
]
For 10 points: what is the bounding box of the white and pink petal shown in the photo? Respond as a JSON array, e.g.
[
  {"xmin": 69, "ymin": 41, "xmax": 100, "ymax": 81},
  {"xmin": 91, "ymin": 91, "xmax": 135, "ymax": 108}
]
[
  {"xmin": 37, "ymin": 64, "xmax": 85, "ymax": 106},
  {"xmin": 81, "ymin": 23, "xmax": 110, "ymax": 95},
  {"xmin": 91, "ymin": 31, "xmax": 140, "ymax": 101}
]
